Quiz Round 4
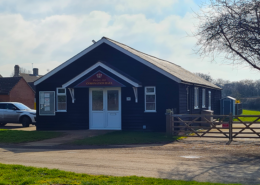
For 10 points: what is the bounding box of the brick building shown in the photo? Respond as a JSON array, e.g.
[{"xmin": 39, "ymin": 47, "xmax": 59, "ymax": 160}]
[
  {"xmin": 0, "ymin": 77, "xmax": 35, "ymax": 108},
  {"xmin": 13, "ymin": 65, "xmax": 43, "ymax": 91}
]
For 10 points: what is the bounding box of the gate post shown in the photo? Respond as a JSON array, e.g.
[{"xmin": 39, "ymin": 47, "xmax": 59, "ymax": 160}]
[
  {"xmin": 166, "ymin": 109, "xmax": 173, "ymax": 135},
  {"xmin": 227, "ymin": 113, "xmax": 233, "ymax": 144}
]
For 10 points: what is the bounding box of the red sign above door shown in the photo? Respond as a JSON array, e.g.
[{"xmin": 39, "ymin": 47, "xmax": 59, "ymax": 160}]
[{"xmin": 75, "ymin": 71, "xmax": 124, "ymax": 87}]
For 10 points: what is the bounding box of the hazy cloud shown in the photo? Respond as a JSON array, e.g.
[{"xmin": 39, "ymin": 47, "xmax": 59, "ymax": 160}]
[{"xmin": 0, "ymin": 0, "xmax": 259, "ymax": 81}]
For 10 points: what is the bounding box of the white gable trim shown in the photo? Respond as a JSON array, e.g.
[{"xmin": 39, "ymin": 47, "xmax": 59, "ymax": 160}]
[
  {"xmin": 62, "ymin": 62, "xmax": 141, "ymax": 88},
  {"xmin": 34, "ymin": 37, "xmax": 181, "ymax": 86},
  {"xmin": 34, "ymin": 40, "xmax": 104, "ymax": 86}
]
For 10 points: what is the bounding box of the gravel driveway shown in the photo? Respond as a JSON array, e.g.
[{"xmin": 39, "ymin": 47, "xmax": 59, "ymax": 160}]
[{"xmin": 0, "ymin": 138, "xmax": 260, "ymax": 184}]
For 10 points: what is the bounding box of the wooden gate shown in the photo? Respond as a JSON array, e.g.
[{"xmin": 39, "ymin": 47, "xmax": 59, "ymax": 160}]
[{"xmin": 166, "ymin": 112, "xmax": 260, "ymax": 144}]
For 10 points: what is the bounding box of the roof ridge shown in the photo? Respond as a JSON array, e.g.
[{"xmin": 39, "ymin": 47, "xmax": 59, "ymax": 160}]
[
  {"xmin": 0, "ymin": 77, "xmax": 22, "ymax": 79},
  {"xmin": 103, "ymin": 37, "xmax": 181, "ymax": 67}
]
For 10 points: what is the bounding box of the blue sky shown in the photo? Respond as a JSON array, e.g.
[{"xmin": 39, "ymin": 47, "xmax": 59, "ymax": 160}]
[{"xmin": 0, "ymin": 0, "xmax": 259, "ymax": 81}]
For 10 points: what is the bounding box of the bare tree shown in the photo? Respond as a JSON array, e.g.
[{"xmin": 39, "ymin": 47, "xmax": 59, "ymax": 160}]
[
  {"xmin": 10, "ymin": 67, "xmax": 31, "ymax": 77},
  {"xmin": 195, "ymin": 0, "xmax": 260, "ymax": 71},
  {"xmin": 194, "ymin": 72, "xmax": 213, "ymax": 82}
]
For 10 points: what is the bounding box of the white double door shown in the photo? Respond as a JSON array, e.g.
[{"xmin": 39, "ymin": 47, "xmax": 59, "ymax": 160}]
[{"xmin": 89, "ymin": 88, "xmax": 121, "ymax": 130}]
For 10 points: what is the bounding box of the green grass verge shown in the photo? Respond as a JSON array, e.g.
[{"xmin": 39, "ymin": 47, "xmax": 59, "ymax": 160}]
[
  {"xmin": 72, "ymin": 131, "xmax": 182, "ymax": 145},
  {"xmin": 234, "ymin": 109, "xmax": 260, "ymax": 122},
  {"xmin": 0, "ymin": 163, "xmax": 240, "ymax": 185},
  {"xmin": 0, "ymin": 129, "xmax": 63, "ymax": 144}
]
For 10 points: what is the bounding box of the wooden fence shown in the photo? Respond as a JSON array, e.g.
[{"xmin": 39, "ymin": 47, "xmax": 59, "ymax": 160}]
[{"xmin": 166, "ymin": 112, "xmax": 260, "ymax": 144}]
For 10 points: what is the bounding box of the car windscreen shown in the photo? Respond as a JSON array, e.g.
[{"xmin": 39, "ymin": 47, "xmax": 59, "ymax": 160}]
[{"xmin": 14, "ymin": 103, "xmax": 31, "ymax": 110}]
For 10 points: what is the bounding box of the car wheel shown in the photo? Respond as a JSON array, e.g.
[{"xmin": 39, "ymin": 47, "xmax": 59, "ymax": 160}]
[
  {"xmin": 0, "ymin": 123, "xmax": 7, "ymax": 126},
  {"xmin": 22, "ymin": 117, "xmax": 31, "ymax": 127}
]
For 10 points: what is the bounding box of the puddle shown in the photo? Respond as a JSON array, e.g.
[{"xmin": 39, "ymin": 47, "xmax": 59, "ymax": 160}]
[{"xmin": 180, "ymin": 156, "xmax": 201, "ymax": 159}]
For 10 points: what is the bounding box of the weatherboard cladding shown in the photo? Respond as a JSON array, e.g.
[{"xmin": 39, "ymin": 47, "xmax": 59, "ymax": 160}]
[
  {"xmin": 178, "ymin": 84, "xmax": 221, "ymax": 115},
  {"xmin": 35, "ymin": 44, "xmax": 180, "ymax": 131},
  {"xmin": 35, "ymin": 37, "xmax": 221, "ymax": 131}
]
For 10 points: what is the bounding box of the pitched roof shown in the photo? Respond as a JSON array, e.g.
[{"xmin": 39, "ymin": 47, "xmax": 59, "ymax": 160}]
[
  {"xmin": 104, "ymin": 37, "xmax": 221, "ymax": 89},
  {"xmin": 35, "ymin": 37, "xmax": 221, "ymax": 89},
  {"xmin": 27, "ymin": 82, "xmax": 36, "ymax": 92},
  {"xmin": 19, "ymin": 73, "xmax": 43, "ymax": 83},
  {"xmin": 0, "ymin": 77, "xmax": 22, "ymax": 95}
]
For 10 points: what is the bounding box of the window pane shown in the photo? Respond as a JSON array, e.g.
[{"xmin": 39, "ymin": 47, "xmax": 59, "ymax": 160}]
[
  {"xmin": 146, "ymin": 88, "xmax": 154, "ymax": 93},
  {"xmin": 209, "ymin": 92, "xmax": 211, "ymax": 108},
  {"xmin": 7, "ymin": 104, "xmax": 17, "ymax": 110},
  {"xmin": 146, "ymin": 95, "xmax": 155, "ymax": 102},
  {"xmin": 202, "ymin": 89, "xmax": 205, "ymax": 107},
  {"xmin": 187, "ymin": 87, "xmax": 189, "ymax": 111},
  {"xmin": 194, "ymin": 88, "xmax": 199, "ymax": 108},
  {"xmin": 58, "ymin": 89, "xmax": 65, "ymax": 94},
  {"xmin": 58, "ymin": 95, "xmax": 66, "ymax": 110},
  {"xmin": 146, "ymin": 103, "xmax": 155, "ymax": 110},
  {"xmin": 92, "ymin": 90, "xmax": 103, "ymax": 111},
  {"xmin": 0, "ymin": 104, "xmax": 7, "ymax": 109},
  {"xmin": 39, "ymin": 92, "xmax": 55, "ymax": 115},
  {"xmin": 107, "ymin": 90, "xmax": 119, "ymax": 111}
]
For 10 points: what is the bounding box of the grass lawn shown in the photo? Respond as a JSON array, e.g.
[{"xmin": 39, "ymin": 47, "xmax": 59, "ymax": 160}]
[
  {"xmin": 0, "ymin": 163, "xmax": 240, "ymax": 185},
  {"xmin": 0, "ymin": 129, "xmax": 63, "ymax": 144},
  {"xmin": 72, "ymin": 131, "xmax": 181, "ymax": 145},
  {"xmin": 234, "ymin": 109, "xmax": 260, "ymax": 122}
]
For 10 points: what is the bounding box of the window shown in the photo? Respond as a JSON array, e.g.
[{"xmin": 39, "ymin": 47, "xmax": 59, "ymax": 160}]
[
  {"xmin": 145, "ymin": 86, "xmax": 156, "ymax": 112},
  {"xmin": 7, "ymin": 104, "xmax": 18, "ymax": 110},
  {"xmin": 57, "ymin": 88, "xmax": 67, "ymax": 112},
  {"xmin": 208, "ymin": 91, "xmax": 211, "ymax": 110},
  {"xmin": 187, "ymin": 87, "xmax": 190, "ymax": 111},
  {"xmin": 194, "ymin": 87, "xmax": 199, "ymax": 109},
  {"xmin": 0, "ymin": 104, "xmax": 7, "ymax": 109},
  {"xmin": 39, "ymin": 91, "xmax": 55, "ymax": 115},
  {"xmin": 202, "ymin": 89, "xmax": 206, "ymax": 108}
]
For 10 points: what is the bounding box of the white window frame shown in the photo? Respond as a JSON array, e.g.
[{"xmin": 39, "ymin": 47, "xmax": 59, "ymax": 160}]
[
  {"xmin": 39, "ymin": 91, "xmax": 55, "ymax": 116},
  {"xmin": 208, "ymin": 91, "xmax": 211, "ymax": 110},
  {"xmin": 56, "ymin": 88, "xmax": 67, "ymax": 112},
  {"xmin": 202, "ymin": 89, "xmax": 206, "ymax": 108},
  {"xmin": 194, "ymin": 87, "xmax": 199, "ymax": 109},
  {"xmin": 144, "ymin": 86, "xmax": 156, "ymax": 112}
]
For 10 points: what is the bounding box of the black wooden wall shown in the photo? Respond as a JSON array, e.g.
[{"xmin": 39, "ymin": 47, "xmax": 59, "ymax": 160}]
[
  {"xmin": 36, "ymin": 43, "xmax": 179, "ymax": 131},
  {"xmin": 35, "ymin": 43, "xmax": 221, "ymax": 131},
  {"xmin": 178, "ymin": 83, "xmax": 221, "ymax": 115}
]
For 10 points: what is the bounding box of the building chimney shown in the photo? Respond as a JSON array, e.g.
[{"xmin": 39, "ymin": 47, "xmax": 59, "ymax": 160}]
[
  {"xmin": 33, "ymin": 68, "xmax": 38, "ymax": 76},
  {"xmin": 14, "ymin": 65, "xmax": 20, "ymax": 77}
]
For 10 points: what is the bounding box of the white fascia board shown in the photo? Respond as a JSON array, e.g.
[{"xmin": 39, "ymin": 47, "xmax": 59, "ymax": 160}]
[
  {"xmin": 34, "ymin": 39, "xmax": 105, "ymax": 86},
  {"xmin": 102, "ymin": 39, "xmax": 181, "ymax": 83},
  {"xmin": 34, "ymin": 37, "xmax": 181, "ymax": 86},
  {"xmin": 62, "ymin": 62, "xmax": 141, "ymax": 88}
]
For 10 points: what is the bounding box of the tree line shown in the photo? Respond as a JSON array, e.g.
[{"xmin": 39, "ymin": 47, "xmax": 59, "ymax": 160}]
[{"xmin": 195, "ymin": 73, "xmax": 260, "ymax": 110}]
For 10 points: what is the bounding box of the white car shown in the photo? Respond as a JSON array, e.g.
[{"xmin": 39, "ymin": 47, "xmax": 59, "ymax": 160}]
[{"xmin": 0, "ymin": 102, "xmax": 36, "ymax": 127}]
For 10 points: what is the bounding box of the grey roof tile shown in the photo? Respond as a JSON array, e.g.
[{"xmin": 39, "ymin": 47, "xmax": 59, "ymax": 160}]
[
  {"xmin": 104, "ymin": 37, "xmax": 221, "ymax": 89},
  {"xmin": 19, "ymin": 73, "xmax": 43, "ymax": 83},
  {"xmin": 0, "ymin": 77, "xmax": 22, "ymax": 95}
]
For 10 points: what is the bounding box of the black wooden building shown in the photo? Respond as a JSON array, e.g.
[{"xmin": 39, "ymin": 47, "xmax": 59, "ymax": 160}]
[{"xmin": 34, "ymin": 37, "xmax": 221, "ymax": 131}]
